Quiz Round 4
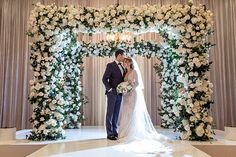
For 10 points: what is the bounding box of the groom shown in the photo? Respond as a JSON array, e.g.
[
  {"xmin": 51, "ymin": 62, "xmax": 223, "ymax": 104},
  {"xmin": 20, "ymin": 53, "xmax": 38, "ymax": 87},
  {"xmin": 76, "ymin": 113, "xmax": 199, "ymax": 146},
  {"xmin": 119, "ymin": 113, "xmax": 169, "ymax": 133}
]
[{"xmin": 102, "ymin": 49, "xmax": 125, "ymax": 140}]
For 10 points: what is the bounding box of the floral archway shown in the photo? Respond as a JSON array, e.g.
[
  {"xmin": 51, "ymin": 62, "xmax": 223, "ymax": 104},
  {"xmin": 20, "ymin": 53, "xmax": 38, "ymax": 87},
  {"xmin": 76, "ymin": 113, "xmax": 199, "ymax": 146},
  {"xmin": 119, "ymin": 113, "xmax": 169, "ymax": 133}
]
[{"xmin": 27, "ymin": 1, "xmax": 214, "ymax": 141}]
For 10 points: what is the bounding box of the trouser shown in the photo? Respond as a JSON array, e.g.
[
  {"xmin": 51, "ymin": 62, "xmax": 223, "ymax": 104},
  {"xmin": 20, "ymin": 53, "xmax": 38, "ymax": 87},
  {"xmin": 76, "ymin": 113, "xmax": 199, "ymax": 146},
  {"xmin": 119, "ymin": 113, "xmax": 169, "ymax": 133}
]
[{"xmin": 106, "ymin": 93, "xmax": 122, "ymax": 136}]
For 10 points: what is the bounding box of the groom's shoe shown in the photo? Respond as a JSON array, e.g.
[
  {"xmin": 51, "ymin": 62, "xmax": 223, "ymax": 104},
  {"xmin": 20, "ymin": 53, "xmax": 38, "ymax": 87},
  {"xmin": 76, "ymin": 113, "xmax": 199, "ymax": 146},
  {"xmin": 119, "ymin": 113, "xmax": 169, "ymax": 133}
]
[{"xmin": 107, "ymin": 135, "xmax": 117, "ymax": 140}]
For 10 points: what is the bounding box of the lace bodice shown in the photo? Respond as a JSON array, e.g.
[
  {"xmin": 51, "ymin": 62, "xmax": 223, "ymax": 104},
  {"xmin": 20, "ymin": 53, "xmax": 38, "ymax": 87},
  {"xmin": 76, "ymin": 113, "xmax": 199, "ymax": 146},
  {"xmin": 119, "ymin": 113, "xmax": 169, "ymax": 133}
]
[{"xmin": 124, "ymin": 70, "xmax": 138, "ymax": 88}]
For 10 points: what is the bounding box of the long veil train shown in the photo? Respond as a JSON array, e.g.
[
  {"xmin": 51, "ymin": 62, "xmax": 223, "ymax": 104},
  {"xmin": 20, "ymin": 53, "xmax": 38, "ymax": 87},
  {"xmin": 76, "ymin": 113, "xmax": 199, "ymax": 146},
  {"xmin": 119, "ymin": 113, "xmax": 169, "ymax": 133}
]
[{"xmin": 116, "ymin": 58, "xmax": 171, "ymax": 154}]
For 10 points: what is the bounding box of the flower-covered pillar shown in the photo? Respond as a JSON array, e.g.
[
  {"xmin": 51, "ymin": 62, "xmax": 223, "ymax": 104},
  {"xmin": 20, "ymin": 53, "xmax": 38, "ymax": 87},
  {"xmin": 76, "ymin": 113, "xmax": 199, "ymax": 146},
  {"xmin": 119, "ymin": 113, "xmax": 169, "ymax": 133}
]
[
  {"xmin": 175, "ymin": 42, "xmax": 214, "ymax": 140},
  {"xmin": 28, "ymin": 32, "xmax": 67, "ymax": 140},
  {"xmin": 154, "ymin": 1, "xmax": 214, "ymax": 140},
  {"xmin": 156, "ymin": 27, "xmax": 180, "ymax": 129},
  {"xmin": 27, "ymin": 4, "xmax": 85, "ymax": 140},
  {"xmin": 172, "ymin": 3, "xmax": 214, "ymax": 140},
  {"xmin": 60, "ymin": 32, "xmax": 86, "ymax": 129}
]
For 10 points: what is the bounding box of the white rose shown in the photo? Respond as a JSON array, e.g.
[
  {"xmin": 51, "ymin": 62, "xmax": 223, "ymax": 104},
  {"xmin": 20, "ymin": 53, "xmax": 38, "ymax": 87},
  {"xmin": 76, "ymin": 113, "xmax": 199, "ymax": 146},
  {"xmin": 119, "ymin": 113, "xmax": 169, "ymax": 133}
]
[
  {"xmin": 186, "ymin": 108, "xmax": 192, "ymax": 114},
  {"xmin": 45, "ymin": 108, "xmax": 51, "ymax": 114},
  {"xmin": 192, "ymin": 107, "xmax": 198, "ymax": 113},
  {"xmin": 61, "ymin": 7, "xmax": 66, "ymax": 13},
  {"xmin": 191, "ymin": 8, "xmax": 196, "ymax": 15},
  {"xmin": 188, "ymin": 91, "xmax": 194, "ymax": 98},
  {"xmin": 191, "ymin": 31, "xmax": 196, "ymax": 36},
  {"xmin": 174, "ymin": 109, "xmax": 180, "ymax": 117},
  {"xmin": 196, "ymin": 124, "xmax": 205, "ymax": 137},
  {"xmin": 29, "ymin": 80, "xmax": 34, "ymax": 85},
  {"xmin": 40, "ymin": 117, "xmax": 45, "ymax": 121},
  {"xmin": 190, "ymin": 116, "xmax": 197, "ymax": 122},
  {"xmin": 181, "ymin": 132, "xmax": 189, "ymax": 140},
  {"xmin": 32, "ymin": 113, "xmax": 36, "ymax": 119},
  {"xmin": 185, "ymin": 33, "xmax": 191, "ymax": 39},
  {"xmin": 199, "ymin": 23, "xmax": 205, "ymax": 30},
  {"xmin": 52, "ymin": 100, "xmax": 57, "ymax": 104},
  {"xmin": 43, "ymin": 129, "xmax": 49, "ymax": 135},
  {"xmin": 184, "ymin": 124, "xmax": 191, "ymax": 131},
  {"xmin": 38, "ymin": 124, "xmax": 46, "ymax": 131},
  {"xmin": 207, "ymin": 116, "xmax": 213, "ymax": 123},
  {"xmin": 186, "ymin": 42, "xmax": 193, "ymax": 48},
  {"xmin": 182, "ymin": 119, "xmax": 189, "ymax": 126},
  {"xmin": 191, "ymin": 17, "xmax": 197, "ymax": 24},
  {"xmin": 163, "ymin": 114, "xmax": 169, "ymax": 120},
  {"xmin": 38, "ymin": 92, "xmax": 44, "ymax": 96},
  {"xmin": 196, "ymin": 113, "xmax": 201, "ymax": 119}
]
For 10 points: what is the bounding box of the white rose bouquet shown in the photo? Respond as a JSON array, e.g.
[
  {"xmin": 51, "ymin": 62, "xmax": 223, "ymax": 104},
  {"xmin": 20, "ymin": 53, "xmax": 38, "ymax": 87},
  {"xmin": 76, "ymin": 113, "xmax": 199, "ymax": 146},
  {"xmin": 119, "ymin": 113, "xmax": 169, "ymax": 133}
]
[{"xmin": 116, "ymin": 81, "xmax": 133, "ymax": 94}]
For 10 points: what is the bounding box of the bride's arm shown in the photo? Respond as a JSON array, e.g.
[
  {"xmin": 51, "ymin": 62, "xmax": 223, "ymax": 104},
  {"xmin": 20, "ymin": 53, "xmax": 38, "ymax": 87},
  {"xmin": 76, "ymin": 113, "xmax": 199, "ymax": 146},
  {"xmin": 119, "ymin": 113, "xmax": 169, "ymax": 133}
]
[{"xmin": 130, "ymin": 70, "xmax": 139, "ymax": 88}]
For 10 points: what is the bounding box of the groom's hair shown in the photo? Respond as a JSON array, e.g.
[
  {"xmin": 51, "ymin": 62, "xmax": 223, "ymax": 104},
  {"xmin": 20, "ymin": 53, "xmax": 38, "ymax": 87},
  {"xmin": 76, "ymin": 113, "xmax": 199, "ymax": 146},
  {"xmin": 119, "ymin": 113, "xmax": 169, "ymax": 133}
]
[{"xmin": 115, "ymin": 49, "xmax": 125, "ymax": 58}]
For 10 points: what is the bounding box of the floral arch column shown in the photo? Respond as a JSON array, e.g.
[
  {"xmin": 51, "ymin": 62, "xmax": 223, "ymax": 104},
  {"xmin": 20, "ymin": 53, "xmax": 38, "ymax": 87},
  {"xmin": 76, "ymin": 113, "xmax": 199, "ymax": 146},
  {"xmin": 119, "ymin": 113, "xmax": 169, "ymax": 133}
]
[{"xmin": 27, "ymin": 1, "xmax": 214, "ymax": 141}]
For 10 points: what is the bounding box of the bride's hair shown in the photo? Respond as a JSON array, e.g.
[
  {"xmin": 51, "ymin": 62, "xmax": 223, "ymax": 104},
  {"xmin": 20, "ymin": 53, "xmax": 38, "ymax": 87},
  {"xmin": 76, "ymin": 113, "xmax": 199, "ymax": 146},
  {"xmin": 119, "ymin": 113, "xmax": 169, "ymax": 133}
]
[{"xmin": 124, "ymin": 57, "xmax": 134, "ymax": 69}]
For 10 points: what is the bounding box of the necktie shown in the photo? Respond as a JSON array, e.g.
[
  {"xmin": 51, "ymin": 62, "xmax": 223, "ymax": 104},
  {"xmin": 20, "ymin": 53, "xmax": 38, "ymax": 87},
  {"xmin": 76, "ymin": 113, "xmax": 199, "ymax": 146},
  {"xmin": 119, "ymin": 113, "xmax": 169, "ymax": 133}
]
[{"xmin": 118, "ymin": 63, "xmax": 124, "ymax": 76}]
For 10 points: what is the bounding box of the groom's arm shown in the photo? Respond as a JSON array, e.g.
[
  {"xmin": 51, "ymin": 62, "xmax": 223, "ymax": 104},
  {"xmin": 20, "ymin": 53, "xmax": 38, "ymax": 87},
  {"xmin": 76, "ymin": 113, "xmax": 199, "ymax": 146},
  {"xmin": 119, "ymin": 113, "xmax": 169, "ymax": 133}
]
[{"xmin": 102, "ymin": 64, "xmax": 112, "ymax": 92}]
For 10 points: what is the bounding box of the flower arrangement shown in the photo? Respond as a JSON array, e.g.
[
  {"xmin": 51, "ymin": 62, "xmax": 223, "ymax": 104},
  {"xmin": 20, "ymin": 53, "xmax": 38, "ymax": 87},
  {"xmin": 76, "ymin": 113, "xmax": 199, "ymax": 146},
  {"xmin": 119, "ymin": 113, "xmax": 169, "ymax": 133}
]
[
  {"xmin": 117, "ymin": 81, "xmax": 133, "ymax": 94},
  {"xmin": 27, "ymin": 0, "xmax": 214, "ymax": 141}
]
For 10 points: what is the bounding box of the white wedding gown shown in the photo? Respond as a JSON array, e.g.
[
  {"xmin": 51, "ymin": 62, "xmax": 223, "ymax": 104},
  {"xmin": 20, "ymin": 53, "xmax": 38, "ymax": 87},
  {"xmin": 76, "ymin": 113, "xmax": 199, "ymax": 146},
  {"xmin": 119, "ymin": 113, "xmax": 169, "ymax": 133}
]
[{"xmin": 117, "ymin": 65, "xmax": 171, "ymax": 154}]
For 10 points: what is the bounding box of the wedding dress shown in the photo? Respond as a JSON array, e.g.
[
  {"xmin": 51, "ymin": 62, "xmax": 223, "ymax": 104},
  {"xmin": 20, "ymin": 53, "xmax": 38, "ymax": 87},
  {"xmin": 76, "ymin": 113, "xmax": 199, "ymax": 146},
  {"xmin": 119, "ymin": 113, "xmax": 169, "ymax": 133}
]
[{"xmin": 117, "ymin": 58, "xmax": 171, "ymax": 154}]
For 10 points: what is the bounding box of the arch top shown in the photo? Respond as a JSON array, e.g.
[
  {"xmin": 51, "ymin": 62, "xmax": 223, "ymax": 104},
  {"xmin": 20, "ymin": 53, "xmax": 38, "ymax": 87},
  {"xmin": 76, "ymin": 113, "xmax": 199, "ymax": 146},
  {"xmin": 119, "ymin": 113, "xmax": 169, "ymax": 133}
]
[{"xmin": 28, "ymin": 1, "xmax": 213, "ymax": 36}]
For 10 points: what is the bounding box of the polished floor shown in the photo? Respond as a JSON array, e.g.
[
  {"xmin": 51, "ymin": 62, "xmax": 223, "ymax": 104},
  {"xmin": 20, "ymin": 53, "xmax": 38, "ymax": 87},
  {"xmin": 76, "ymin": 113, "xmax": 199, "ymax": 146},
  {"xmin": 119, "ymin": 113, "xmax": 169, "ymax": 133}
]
[{"xmin": 1, "ymin": 126, "xmax": 236, "ymax": 157}]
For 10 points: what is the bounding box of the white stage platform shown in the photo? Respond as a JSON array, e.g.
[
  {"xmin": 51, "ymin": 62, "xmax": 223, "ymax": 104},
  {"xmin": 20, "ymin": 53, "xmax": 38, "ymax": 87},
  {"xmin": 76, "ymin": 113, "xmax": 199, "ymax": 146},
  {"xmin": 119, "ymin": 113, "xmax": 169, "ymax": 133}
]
[{"xmin": 1, "ymin": 126, "xmax": 236, "ymax": 157}]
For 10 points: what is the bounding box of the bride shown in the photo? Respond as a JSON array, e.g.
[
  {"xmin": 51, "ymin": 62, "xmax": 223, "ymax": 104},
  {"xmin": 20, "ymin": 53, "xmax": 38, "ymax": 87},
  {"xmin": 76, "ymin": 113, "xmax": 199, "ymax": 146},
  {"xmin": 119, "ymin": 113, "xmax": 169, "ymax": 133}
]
[{"xmin": 117, "ymin": 57, "xmax": 170, "ymax": 153}]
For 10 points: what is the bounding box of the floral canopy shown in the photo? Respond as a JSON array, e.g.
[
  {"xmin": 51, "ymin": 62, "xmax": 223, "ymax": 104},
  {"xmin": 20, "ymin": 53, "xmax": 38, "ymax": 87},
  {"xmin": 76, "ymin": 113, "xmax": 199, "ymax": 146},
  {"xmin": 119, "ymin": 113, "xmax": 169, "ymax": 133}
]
[{"xmin": 27, "ymin": 1, "xmax": 214, "ymax": 141}]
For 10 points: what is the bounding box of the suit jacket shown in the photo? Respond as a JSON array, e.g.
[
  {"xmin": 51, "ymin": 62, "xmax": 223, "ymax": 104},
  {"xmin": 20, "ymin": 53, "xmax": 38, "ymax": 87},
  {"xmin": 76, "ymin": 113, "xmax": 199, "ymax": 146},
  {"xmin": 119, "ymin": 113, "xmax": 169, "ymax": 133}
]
[{"xmin": 102, "ymin": 61, "xmax": 124, "ymax": 95}]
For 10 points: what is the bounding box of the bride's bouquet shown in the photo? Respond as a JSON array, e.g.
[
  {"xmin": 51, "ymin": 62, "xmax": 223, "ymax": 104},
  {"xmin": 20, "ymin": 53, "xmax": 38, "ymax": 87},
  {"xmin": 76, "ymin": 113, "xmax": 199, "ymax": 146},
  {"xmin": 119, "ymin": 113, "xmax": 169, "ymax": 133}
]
[{"xmin": 117, "ymin": 81, "xmax": 133, "ymax": 94}]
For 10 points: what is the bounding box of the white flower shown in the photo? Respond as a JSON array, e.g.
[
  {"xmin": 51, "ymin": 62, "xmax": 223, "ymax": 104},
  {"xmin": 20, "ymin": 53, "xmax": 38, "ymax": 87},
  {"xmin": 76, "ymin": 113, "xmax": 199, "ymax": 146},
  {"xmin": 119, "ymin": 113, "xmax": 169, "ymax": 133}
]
[
  {"xmin": 190, "ymin": 116, "xmax": 197, "ymax": 122},
  {"xmin": 38, "ymin": 34, "xmax": 45, "ymax": 42},
  {"xmin": 173, "ymin": 106, "xmax": 180, "ymax": 116},
  {"xmin": 55, "ymin": 112, "xmax": 64, "ymax": 121},
  {"xmin": 38, "ymin": 92, "xmax": 44, "ymax": 96},
  {"xmin": 45, "ymin": 108, "xmax": 51, "ymax": 114},
  {"xmin": 192, "ymin": 107, "xmax": 198, "ymax": 113},
  {"xmin": 29, "ymin": 80, "xmax": 34, "ymax": 85},
  {"xmin": 182, "ymin": 119, "xmax": 189, "ymax": 126},
  {"xmin": 186, "ymin": 108, "xmax": 192, "ymax": 114},
  {"xmin": 163, "ymin": 114, "xmax": 169, "ymax": 120},
  {"xmin": 191, "ymin": 8, "xmax": 196, "ymax": 15},
  {"xmin": 43, "ymin": 129, "xmax": 49, "ymax": 135},
  {"xmin": 117, "ymin": 81, "xmax": 133, "ymax": 94},
  {"xmin": 184, "ymin": 124, "xmax": 191, "ymax": 131},
  {"xmin": 47, "ymin": 119, "xmax": 57, "ymax": 127},
  {"xmin": 58, "ymin": 99, "xmax": 64, "ymax": 105},
  {"xmin": 188, "ymin": 91, "xmax": 194, "ymax": 98},
  {"xmin": 192, "ymin": 58, "xmax": 201, "ymax": 67},
  {"xmin": 205, "ymin": 116, "xmax": 213, "ymax": 123},
  {"xmin": 195, "ymin": 123, "xmax": 205, "ymax": 137},
  {"xmin": 199, "ymin": 23, "xmax": 205, "ymax": 30}
]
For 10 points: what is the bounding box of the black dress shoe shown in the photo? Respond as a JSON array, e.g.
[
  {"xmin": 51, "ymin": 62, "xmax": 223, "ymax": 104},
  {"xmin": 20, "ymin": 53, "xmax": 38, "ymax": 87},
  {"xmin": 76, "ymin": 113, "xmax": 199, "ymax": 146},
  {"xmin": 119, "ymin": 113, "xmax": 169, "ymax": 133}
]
[{"xmin": 107, "ymin": 135, "xmax": 117, "ymax": 140}]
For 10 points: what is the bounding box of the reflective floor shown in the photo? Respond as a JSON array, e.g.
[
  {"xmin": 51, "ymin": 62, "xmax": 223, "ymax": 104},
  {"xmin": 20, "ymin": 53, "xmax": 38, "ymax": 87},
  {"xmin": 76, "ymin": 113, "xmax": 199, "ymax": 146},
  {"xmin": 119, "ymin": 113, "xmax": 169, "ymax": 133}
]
[{"xmin": 1, "ymin": 126, "xmax": 236, "ymax": 157}]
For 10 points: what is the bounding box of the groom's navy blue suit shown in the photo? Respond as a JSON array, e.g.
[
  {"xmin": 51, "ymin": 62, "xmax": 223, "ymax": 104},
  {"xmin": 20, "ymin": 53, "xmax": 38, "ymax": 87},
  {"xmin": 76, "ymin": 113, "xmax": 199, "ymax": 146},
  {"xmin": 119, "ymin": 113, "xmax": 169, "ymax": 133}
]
[{"xmin": 102, "ymin": 61, "xmax": 124, "ymax": 137}]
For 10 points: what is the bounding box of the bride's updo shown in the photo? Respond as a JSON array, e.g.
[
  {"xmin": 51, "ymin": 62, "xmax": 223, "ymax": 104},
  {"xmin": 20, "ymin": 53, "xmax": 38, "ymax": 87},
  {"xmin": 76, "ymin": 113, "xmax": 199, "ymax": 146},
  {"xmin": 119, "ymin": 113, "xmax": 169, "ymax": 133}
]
[{"xmin": 124, "ymin": 57, "xmax": 134, "ymax": 69}]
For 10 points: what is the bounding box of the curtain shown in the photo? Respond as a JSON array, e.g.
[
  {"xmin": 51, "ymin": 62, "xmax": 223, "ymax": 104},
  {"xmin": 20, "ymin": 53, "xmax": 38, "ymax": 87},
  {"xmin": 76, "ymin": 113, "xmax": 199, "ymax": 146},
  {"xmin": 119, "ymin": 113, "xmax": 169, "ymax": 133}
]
[{"xmin": 0, "ymin": 0, "xmax": 235, "ymax": 130}]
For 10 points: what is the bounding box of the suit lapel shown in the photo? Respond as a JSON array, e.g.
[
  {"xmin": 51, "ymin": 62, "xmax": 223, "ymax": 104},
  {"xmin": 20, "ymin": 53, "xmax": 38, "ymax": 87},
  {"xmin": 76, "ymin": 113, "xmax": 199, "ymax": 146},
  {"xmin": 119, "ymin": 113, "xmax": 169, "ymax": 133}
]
[{"xmin": 112, "ymin": 61, "xmax": 123, "ymax": 77}]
